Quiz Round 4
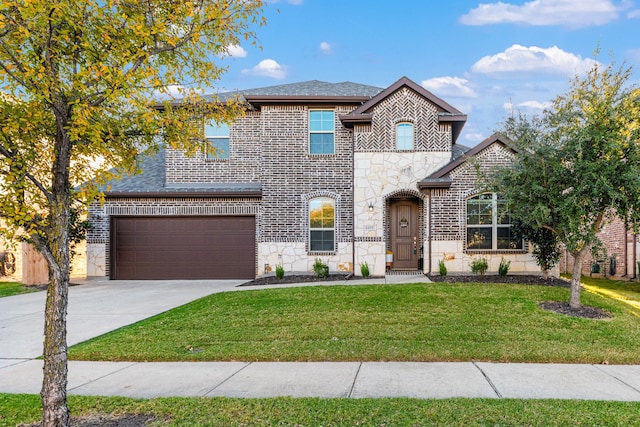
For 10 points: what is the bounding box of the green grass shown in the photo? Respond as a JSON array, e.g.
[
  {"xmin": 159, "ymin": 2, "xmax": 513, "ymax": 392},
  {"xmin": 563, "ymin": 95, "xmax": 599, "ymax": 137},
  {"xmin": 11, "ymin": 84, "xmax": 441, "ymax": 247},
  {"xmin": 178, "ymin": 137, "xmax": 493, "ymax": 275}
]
[
  {"xmin": 68, "ymin": 281, "xmax": 640, "ymax": 364},
  {"xmin": 0, "ymin": 281, "xmax": 37, "ymax": 298},
  {"xmin": 3, "ymin": 393, "xmax": 640, "ymax": 427}
]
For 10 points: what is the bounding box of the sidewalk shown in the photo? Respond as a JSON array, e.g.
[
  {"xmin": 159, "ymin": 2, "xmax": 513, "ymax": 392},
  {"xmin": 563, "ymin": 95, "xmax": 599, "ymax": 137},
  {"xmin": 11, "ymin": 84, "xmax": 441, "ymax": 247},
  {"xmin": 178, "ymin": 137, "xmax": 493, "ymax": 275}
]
[
  {"xmin": 2, "ymin": 359, "xmax": 640, "ymax": 400},
  {"xmin": 1, "ymin": 276, "xmax": 640, "ymax": 401}
]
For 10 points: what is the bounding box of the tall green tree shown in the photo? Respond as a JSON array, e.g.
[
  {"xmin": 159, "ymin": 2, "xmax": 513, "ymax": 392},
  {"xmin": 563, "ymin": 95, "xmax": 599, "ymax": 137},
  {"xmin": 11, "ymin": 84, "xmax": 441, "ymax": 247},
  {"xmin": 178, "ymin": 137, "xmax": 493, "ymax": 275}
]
[
  {"xmin": 494, "ymin": 61, "xmax": 640, "ymax": 309},
  {"xmin": 0, "ymin": 1, "xmax": 264, "ymax": 425}
]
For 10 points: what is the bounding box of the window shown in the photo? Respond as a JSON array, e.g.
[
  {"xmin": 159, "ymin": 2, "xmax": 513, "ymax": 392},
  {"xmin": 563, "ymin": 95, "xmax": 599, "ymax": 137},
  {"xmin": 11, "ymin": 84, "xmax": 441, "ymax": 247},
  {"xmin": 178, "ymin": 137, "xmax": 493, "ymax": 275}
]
[
  {"xmin": 309, "ymin": 110, "xmax": 334, "ymax": 154},
  {"xmin": 205, "ymin": 120, "xmax": 230, "ymax": 159},
  {"xmin": 466, "ymin": 193, "xmax": 522, "ymax": 251},
  {"xmin": 396, "ymin": 122, "xmax": 414, "ymax": 150},
  {"xmin": 309, "ymin": 197, "xmax": 335, "ymax": 252}
]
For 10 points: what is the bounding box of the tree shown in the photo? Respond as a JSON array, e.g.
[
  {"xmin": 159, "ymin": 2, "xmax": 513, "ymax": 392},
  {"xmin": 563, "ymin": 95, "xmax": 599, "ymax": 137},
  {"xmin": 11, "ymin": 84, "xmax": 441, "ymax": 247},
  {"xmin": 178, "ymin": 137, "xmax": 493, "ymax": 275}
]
[
  {"xmin": 0, "ymin": 1, "xmax": 264, "ymax": 425},
  {"xmin": 511, "ymin": 220, "xmax": 561, "ymax": 279},
  {"xmin": 493, "ymin": 61, "xmax": 640, "ymax": 308}
]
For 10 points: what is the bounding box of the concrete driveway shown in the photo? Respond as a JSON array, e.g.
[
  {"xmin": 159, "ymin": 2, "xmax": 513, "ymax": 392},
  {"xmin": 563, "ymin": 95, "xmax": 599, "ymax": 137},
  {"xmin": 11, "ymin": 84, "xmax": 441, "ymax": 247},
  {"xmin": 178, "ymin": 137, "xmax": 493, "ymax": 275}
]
[{"xmin": 0, "ymin": 279, "xmax": 244, "ymax": 359}]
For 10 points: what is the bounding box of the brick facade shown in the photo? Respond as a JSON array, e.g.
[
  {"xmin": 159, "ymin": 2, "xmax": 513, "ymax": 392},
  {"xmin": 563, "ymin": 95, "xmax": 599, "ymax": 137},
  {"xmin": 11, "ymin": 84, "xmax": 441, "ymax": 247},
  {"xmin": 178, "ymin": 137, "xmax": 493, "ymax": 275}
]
[{"xmin": 86, "ymin": 77, "xmax": 545, "ymax": 279}]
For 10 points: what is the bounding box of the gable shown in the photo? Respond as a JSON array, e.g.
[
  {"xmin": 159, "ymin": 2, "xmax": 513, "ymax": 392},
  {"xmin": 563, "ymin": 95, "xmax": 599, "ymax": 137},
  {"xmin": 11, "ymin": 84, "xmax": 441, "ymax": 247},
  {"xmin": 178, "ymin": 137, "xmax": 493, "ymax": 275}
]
[
  {"xmin": 418, "ymin": 133, "xmax": 515, "ymax": 189},
  {"xmin": 340, "ymin": 76, "xmax": 467, "ymax": 143}
]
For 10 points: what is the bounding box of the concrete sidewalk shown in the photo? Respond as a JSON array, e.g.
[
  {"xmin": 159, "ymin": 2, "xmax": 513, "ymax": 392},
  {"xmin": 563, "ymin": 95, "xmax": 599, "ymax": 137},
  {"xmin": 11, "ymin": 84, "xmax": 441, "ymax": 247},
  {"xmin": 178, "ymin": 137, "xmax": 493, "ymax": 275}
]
[
  {"xmin": 2, "ymin": 275, "xmax": 640, "ymax": 401},
  {"xmin": 1, "ymin": 359, "xmax": 640, "ymax": 400}
]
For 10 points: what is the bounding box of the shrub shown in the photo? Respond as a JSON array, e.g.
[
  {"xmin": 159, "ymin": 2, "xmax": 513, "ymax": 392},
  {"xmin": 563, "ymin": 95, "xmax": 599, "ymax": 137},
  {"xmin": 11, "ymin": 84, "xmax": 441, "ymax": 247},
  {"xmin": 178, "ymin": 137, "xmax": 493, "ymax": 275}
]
[
  {"xmin": 438, "ymin": 259, "xmax": 447, "ymax": 276},
  {"xmin": 470, "ymin": 257, "xmax": 488, "ymax": 276},
  {"xmin": 498, "ymin": 257, "xmax": 511, "ymax": 276},
  {"xmin": 313, "ymin": 258, "xmax": 329, "ymax": 278},
  {"xmin": 275, "ymin": 264, "xmax": 284, "ymax": 279},
  {"xmin": 360, "ymin": 261, "xmax": 370, "ymax": 278}
]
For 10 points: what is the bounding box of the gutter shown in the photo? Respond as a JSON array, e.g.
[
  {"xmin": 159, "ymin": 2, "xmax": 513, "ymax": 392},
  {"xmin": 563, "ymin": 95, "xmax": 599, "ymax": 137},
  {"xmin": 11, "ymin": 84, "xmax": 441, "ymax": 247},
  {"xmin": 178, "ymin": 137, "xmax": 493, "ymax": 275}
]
[{"xmin": 105, "ymin": 191, "xmax": 262, "ymax": 198}]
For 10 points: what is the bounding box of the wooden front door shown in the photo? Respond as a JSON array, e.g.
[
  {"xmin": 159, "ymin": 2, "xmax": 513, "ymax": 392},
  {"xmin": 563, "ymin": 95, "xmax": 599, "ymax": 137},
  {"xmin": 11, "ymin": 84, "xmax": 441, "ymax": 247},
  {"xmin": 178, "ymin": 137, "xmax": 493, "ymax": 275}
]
[{"xmin": 390, "ymin": 199, "xmax": 419, "ymax": 270}]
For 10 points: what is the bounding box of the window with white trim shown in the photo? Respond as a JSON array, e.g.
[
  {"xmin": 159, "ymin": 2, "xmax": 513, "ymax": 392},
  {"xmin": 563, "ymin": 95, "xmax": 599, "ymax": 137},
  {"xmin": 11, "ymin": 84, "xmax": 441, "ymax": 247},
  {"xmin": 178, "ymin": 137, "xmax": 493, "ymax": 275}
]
[
  {"xmin": 309, "ymin": 110, "xmax": 335, "ymax": 154},
  {"xmin": 396, "ymin": 122, "xmax": 414, "ymax": 150},
  {"xmin": 309, "ymin": 197, "xmax": 335, "ymax": 252},
  {"xmin": 466, "ymin": 193, "xmax": 522, "ymax": 250},
  {"xmin": 205, "ymin": 120, "xmax": 230, "ymax": 159}
]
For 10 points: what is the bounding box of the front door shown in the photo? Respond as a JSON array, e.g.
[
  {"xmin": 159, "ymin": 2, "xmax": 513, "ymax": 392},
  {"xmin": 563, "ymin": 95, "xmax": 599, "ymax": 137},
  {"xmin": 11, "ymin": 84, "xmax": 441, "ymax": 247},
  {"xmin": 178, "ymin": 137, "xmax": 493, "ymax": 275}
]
[{"xmin": 390, "ymin": 198, "xmax": 419, "ymax": 270}]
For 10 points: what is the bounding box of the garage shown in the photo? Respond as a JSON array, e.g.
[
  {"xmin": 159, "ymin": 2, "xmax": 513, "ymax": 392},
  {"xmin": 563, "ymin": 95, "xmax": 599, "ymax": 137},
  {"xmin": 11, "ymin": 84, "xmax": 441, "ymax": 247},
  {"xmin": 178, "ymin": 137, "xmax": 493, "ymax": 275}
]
[{"xmin": 110, "ymin": 216, "xmax": 255, "ymax": 280}]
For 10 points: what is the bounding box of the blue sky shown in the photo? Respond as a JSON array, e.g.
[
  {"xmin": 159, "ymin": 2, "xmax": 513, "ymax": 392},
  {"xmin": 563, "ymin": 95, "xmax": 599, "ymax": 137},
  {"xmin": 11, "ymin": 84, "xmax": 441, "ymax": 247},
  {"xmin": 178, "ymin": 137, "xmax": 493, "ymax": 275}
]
[{"xmin": 213, "ymin": 0, "xmax": 640, "ymax": 146}]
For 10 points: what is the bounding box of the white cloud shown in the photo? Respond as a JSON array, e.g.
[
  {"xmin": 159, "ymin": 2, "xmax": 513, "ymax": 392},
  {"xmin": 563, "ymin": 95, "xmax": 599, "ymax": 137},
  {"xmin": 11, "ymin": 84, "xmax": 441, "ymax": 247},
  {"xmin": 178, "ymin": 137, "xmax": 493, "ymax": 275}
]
[
  {"xmin": 241, "ymin": 59, "xmax": 288, "ymax": 79},
  {"xmin": 462, "ymin": 130, "xmax": 488, "ymax": 144},
  {"xmin": 421, "ymin": 76, "xmax": 478, "ymax": 98},
  {"xmin": 459, "ymin": 0, "xmax": 623, "ymax": 28},
  {"xmin": 472, "ymin": 45, "xmax": 599, "ymax": 76},
  {"xmin": 504, "ymin": 100, "xmax": 552, "ymax": 114},
  {"xmin": 518, "ymin": 100, "xmax": 552, "ymax": 110},
  {"xmin": 153, "ymin": 84, "xmax": 204, "ymax": 100},
  {"xmin": 319, "ymin": 41, "xmax": 332, "ymax": 54},
  {"xmin": 629, "ymin": 9, "xmax": 640, "ymax": 18},
  {"xmin": 222, "ymin": 44, "xmax": 247, "ymax": 58}
]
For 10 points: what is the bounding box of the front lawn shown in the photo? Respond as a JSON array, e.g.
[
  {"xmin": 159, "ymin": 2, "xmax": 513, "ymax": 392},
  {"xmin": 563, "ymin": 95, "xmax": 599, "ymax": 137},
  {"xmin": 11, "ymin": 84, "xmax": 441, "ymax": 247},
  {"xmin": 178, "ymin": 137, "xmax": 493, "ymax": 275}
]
[
  {"xmin": 0, "ymin": 281, "xmax": 37, "ymax": 298},
  {"xmin": 68, "ymin": 281, "xmax": 640, "ymax": 364},
  {"xmin": 4, "ymin": 393, "xmax": 640, "ymax": 427}
]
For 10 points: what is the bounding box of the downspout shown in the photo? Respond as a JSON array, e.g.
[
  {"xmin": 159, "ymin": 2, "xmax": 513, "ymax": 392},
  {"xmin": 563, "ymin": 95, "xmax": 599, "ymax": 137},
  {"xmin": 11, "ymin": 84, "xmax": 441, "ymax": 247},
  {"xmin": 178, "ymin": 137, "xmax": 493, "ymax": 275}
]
[{"xmin": 428, "ymin": 189, "xmax": 432, "ymax": 275}]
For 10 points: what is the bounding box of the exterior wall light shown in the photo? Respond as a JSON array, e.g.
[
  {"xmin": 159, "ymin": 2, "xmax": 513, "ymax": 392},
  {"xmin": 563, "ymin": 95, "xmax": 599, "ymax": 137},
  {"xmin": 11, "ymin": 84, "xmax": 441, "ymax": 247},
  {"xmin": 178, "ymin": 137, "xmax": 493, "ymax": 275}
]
[{"xmin": 368, "ymin": 202, "xmax": 374, "ymax": 212}]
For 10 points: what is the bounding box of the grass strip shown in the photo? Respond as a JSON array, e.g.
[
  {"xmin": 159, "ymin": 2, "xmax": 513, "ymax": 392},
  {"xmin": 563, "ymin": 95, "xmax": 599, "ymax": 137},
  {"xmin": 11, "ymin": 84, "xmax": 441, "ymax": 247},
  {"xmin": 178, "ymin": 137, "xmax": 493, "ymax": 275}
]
[{"xmin": 3, "ymin": 393, "xmax": 640, "ymax": 427}]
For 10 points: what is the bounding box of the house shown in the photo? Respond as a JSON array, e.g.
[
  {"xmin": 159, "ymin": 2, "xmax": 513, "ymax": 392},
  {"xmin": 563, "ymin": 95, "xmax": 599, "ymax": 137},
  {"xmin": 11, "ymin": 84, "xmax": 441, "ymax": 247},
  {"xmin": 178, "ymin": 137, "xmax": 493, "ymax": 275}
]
[
  {"xmin": 86, "ymin": 76, "xmax": 544, "ymax": 280},
  {"xmin": 560, "ymin": 218, "xmax": 639, "ymax": 279}
]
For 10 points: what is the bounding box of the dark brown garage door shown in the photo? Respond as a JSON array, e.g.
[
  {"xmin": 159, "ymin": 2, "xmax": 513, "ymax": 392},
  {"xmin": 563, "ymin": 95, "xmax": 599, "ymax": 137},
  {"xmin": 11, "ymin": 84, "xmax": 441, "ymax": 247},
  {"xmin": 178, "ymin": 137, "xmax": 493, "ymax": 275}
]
[{"xmin": 111, "ymin": 216, "xmax": 255, "ymax": 280}]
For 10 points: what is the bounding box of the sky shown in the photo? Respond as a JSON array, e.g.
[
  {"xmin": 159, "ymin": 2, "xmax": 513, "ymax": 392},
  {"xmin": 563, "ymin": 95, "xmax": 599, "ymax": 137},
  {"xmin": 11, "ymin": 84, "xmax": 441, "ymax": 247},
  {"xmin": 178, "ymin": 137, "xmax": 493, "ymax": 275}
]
[{"xmin": 211, "ymin": 0, "xmax": 640, "ymax": 146}]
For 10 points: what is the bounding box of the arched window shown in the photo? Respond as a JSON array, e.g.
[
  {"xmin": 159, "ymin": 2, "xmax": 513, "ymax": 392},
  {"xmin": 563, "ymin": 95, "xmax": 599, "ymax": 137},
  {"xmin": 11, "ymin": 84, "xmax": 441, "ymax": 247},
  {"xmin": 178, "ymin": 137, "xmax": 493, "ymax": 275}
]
[
  {"xmin": 396, "ymin": 122, "xmax": 414, "ymax": 150},
  {"xmin": 466, "ymin": 193, "xmax": 522, "ymax": 250},
  {"xmin": 309, "ymin": 197, "xmax": 335, "ymax": 252}
]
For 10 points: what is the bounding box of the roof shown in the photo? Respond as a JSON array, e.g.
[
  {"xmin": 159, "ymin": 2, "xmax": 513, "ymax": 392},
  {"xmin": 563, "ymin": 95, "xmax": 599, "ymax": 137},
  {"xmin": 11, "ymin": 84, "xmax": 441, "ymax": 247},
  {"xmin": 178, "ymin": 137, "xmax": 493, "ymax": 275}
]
[
  {"xmin": 103, "ymin": 149, "xmax": 261, "ymax": 198},
  {"xmin": 418, "ymin": 134, "xmax": 513, "ymax": 189},
  {"xmin": 209, "ymin": 80, "xmax": 384, "ymax": 106}
]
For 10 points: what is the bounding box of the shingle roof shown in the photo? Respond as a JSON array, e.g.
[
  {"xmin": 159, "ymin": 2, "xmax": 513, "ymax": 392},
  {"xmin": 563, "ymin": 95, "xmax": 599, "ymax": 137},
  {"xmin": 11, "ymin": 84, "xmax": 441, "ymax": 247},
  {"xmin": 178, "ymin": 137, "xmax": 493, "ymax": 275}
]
[
  {"xmin": 212, "ymin": 80, "xmax": 384, "ymax": 102},
  {"xmin": 103, "ymin": 149, "xmax": 261, "ymax": 197}
]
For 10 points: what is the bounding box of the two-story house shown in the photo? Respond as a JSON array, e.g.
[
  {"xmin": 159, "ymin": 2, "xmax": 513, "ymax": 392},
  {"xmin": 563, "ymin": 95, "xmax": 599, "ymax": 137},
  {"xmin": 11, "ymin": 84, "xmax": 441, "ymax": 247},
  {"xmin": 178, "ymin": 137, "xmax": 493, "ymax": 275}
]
[{"xmin": 86, "ymin": 76, "xmax": 542, "ymax": 280}]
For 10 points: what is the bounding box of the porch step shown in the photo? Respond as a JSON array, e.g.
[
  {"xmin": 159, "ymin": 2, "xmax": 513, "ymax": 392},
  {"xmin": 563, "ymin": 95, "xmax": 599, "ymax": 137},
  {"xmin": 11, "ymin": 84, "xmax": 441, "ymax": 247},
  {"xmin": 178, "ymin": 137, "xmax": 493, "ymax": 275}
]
[{"xmin": 386, "ymin": 270, "xmax": 425, "ymax": 276}]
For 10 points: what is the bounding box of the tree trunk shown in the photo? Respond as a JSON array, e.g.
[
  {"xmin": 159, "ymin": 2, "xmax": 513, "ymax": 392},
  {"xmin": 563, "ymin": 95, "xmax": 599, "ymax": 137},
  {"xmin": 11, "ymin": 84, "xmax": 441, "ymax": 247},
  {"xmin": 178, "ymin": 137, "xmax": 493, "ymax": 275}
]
[
  {"xmin": 41, "ymin": 264, "xmax": 70, "ymax": 427},
  {"xmin": 40, "ymin": 198, "xmax": 71, "ymax": 427},
  {"xmin": 41, "ymin": 112, "xmax": 73, "ymax": 426},
  {"xmin": 569, "ymin": 246, "xmax": 590, "ymax": 309}
]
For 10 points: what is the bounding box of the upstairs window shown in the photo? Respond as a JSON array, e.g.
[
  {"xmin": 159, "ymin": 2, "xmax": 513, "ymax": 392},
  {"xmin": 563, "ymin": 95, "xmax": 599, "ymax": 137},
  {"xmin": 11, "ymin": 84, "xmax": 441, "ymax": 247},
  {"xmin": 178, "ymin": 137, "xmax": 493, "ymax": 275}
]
[
  {"xmin": 309, "ymin": 197, "xmax": 335, "ymax": 252},
  {"xmin": 396, "ymin": 122, "xmax": 414, "ymax": 150},
  {"xmin": 205, "ymin": 120, "xmax": 230, "ymax": 159},
  {"xmin": 309, "ymin": 110, "xmax": 335, "ymax": 154},
  {"xmin": 466, "ymin": 193, "xmax": 522, "ymax": 251}
]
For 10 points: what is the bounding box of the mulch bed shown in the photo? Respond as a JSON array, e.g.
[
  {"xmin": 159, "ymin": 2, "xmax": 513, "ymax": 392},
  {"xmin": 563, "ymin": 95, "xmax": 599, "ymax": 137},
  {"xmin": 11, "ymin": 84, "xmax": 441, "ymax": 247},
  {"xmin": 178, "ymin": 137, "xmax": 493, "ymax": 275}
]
[
  {"xmin": 539, "ymin": 301, "xmax": 612, "ymax": 320},
  {"xmin": 427, "ymin": 274, "xmax": 570, "ymax": 287},
  {"xmin": 239, "ymin": 273, "xmax": 352, "ymax": 287}
]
